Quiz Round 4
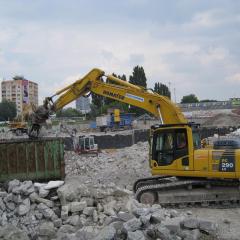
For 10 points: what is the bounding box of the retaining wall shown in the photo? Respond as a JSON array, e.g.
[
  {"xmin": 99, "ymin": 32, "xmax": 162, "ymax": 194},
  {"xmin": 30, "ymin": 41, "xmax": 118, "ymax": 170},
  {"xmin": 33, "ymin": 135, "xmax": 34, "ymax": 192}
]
[{"xmin": 63, "ymin": 127, "xmax": 238, "ymax": 151}]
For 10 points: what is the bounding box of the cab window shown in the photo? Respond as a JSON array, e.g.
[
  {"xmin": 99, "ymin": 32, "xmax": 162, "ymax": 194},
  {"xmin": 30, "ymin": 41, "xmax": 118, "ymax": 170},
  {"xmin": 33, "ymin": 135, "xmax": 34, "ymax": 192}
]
[
  {"xmin": 176, "ymin": 132, "xmax": 187, "ymax": 149},
  {"xmin": 175, "ymin": 129, "xmax": 188, "ymax": 160},
  {"xmin": 153, "ymin": 128, "xmax": 189, "ymax": 166},
  {"xmin": 193, "ymin": 132, "xmax": 201, "ymax": 149},
  {"xmin": 154, "ymin": 131, "xmax": 174, "ymax": 166}
]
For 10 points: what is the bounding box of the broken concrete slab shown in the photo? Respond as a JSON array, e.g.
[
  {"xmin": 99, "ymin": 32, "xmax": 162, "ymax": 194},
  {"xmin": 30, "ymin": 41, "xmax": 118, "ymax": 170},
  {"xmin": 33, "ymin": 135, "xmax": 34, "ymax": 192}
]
[
  {"xmin": 92, "ymin": 225, "xmax": 116, "ymax": 240},
  {"xmin": 70, "ymin": 201, "xmax": 87, "ymax": 213},
  {"xmin": 122, "ymin": 217, "xmax": 142, "ymax": 232},
  {"xmin": 17, "ymin": 198, "xmax": 30, "ymax": 216}
]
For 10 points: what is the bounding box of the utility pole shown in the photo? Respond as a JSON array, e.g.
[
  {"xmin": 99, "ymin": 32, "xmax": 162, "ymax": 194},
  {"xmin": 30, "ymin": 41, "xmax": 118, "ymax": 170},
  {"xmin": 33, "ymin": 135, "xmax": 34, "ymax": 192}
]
[
  {"xmin": 168, "ymin": 81, "xmax": 171, "ymax": 92},
  {"xmin": 174, "ymin": 87, "xmax": 176, "ymax": 103}
]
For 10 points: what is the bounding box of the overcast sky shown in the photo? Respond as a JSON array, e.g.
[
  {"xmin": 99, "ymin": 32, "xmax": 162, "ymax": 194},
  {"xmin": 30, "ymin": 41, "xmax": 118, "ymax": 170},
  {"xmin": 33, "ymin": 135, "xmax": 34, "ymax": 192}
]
[{"xmin": 0, "ymin": 0, "xmax": 239, "ymax": 104}]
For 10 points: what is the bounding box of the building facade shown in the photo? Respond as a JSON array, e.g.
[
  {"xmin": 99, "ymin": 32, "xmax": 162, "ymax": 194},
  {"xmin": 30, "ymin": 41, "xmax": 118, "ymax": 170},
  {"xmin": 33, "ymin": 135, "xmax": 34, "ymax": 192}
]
[
  {"xmin": 1, "ymin": 76, "xmax": 38, "ymax": 115},
  {"xmin": 76, "ymin": 96, "xmax": 91, "ymax": 114}
]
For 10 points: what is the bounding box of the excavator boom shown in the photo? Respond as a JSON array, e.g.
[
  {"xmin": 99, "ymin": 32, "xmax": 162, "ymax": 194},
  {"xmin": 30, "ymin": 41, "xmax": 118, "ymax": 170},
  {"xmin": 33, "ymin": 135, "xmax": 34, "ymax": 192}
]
[{"xmin": 29, "ymin": 68, "xmax": 186, "ymax": 136}]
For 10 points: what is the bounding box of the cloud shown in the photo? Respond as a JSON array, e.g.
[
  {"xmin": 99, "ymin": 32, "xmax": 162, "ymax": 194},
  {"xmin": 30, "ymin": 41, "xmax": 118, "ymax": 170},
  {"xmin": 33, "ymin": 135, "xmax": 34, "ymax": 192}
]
[
  {"xmin": 0, "ymin": 1, "xmax": 239, "ymax": 105},
  {"xmin": 191, "ymin": 9, "xmax": 224, "ymax": 28},
  {"xmin": 198, "ymin": 47, "xmax": 229, "ymax": 65},
  {"xmin": 226, "ymin": 73, "xmax": 240, "ymax": 84},
  {"xmin": 129, "ymin": 54, "xmax": 145, "ymax": 66},
  {"xmin": 186, "ymin": 8, "xmax": 240, "ymax": 30}
]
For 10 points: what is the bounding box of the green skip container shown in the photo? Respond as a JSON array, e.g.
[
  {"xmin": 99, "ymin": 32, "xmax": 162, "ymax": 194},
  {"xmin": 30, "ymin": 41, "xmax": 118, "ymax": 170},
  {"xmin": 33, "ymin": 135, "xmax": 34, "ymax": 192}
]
[{"xmin": 0, "ymin": 138, "xmax": 65, "ymax": 182}]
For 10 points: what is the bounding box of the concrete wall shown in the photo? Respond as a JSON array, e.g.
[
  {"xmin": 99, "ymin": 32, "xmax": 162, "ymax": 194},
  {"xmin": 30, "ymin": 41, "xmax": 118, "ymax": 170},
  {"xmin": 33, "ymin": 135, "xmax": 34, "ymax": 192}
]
[
  {"xmin": 63, "ymin": 129, "xmax": 150, "ymax": 151},
  {"xmin": 63, "ymin": 127, "xmax": 237, "ymax": 151}
]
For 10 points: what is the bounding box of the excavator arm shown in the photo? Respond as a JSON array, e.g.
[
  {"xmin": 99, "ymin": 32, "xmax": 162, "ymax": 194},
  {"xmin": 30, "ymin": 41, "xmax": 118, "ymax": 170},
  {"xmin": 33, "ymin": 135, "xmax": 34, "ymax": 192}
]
[{"xmin": 29, "ymin": 68, "xmax": 187, "ymax": 137}]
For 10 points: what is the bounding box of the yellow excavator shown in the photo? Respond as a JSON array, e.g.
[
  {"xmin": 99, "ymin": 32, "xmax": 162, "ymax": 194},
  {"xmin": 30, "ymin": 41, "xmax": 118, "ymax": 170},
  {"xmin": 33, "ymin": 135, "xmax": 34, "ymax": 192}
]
[
  {"xmin": 8, "ymin": 103, "xmax": 35, "ymax": 136},
  {"xmin": 29, "ymin": 68, "xmax": 240, "ymax": 206}
]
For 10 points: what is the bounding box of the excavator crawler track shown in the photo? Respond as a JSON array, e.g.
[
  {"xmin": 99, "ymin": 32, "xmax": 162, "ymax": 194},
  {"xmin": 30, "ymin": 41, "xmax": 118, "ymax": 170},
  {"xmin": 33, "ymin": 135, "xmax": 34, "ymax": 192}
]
[{"xmin": 134, "ymin": 177, "xmax": 240, "ymax": 208}]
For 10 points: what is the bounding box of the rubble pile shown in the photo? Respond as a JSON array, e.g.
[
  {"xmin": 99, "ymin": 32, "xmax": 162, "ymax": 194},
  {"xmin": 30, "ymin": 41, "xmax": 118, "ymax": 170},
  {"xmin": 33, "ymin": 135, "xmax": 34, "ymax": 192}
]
[
  {"xmin": 203, "ymin": 113, "xmax": 240, "ymax": 127},
  {"xmin": 65, "ymin": 141, "xmax": 151, "ymax": 189},
  {"xmin": 0, "ymin": 179, "xmax": 218, "ymax": 240}
]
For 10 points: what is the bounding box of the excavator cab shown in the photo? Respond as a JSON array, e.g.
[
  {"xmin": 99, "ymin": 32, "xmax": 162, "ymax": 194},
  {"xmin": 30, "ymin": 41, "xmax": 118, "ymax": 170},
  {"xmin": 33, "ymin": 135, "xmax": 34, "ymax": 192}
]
[{"xmin": 150, "ymin": 124, "xmax": 201, "ymax": 175}]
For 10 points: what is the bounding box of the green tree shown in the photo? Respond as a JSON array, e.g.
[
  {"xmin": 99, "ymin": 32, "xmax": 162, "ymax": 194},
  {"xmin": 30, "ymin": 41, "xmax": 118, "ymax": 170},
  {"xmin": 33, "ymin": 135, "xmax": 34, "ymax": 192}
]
[
  {"xmin": 13, "ymin": 75, "xmax": 25, "ymax": 81},
  {"xmin": 154, "ymin": 82, "xmax": 171, "ymax": 99},
  {"xmin": 181, "ymin": 94, "xmax": 199, "ymax": 103},
  {"xmin": 129, "ymin": 66, "xmax": 147, "ymax": 88},
  {"xmin": 0, "ymin": 100, "xmax": 17, "ymax": 121},
  {"xmin": 91, "ymin": 93, "xmax": 105, "ymax": 109},
  {"xmin": 129, "ymin": 66, "xmax": 147, "ymax": 116},
  {"xmin": 109, "ymin": 73, "xmax": 127, "ymax": 82},
  {"xmin": 56, "ymin": 108, "xmax": 82, "ymax": 118},
  {"xmin": 88, "ymin": 104, "xmax": 100, "ymax": 119},
  {"xmin": 105, "ymin": 73, "xmax": 127, "ymax": 105},
  {"xmin": 91, "ymin": 72, "xmax": 128, "ymax": 114}
]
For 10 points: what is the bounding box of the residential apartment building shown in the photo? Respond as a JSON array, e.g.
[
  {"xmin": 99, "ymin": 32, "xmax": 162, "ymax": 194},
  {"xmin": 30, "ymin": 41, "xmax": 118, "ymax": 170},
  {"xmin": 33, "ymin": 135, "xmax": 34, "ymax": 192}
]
[
  {"xmin": 76, "ymin": 96, "xmax": 91, "ymax": 114},
  {"xmin": 1, "ymin": 76, "xmax": 38, "ymax": 115}
]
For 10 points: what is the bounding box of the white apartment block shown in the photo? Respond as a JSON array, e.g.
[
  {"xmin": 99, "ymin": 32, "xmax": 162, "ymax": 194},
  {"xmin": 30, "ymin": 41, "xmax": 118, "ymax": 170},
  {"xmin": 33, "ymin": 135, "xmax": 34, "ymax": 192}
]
[
  {"xmin": 76, "ymin": 96, "xmax": 91, "ymax": 114},
  {"xmin": 1, "ymin": 76, "xmax": 38, "ymax": 115}
]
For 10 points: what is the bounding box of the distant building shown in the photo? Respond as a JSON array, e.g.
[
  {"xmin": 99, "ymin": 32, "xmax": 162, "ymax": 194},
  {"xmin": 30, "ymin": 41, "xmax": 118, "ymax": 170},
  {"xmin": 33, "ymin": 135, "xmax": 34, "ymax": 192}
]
[
  {"xmin": 230, "ymin": 98, "xmax": 240, "ymax": 106},
  {"xmin": 76, "ymin": 97, "xmax": 91, "ymax": 114},
  {"xmin": 1, "ymin": 76, "xmax": 38, "ymax": 115},
  {"xmin": 178, "ymin": 98, "xmax": 240, "ymax": 112}
]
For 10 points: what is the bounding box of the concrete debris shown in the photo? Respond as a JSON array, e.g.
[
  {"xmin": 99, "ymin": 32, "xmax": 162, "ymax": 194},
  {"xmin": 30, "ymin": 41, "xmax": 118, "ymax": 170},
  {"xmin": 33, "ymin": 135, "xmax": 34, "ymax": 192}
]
[
  {"xmin": 181, "ymin": 217, "xmax": 199, "ymax": 229},
  {"xmin": 203, "ymin": 113, "xmax": 240, "ymax": 127},
  {"xmin": 127, "ymin": 230, "xmax": 145, "ymax": 240},
  {"xmin": 66, "ymin": 215, "xmax": 81, "ymax": 226},
  {"xmin": 198, "ymin": 219, "xmax": 218, "ymax": 234},
  {"xmin": 0, "ymin": 177, "xmax": 219, "ymax": 240},
  {"xmin": 70, "ymin": 201, "xmax": 87, "ymax": 213},
  {"xmin": 182, "ymin": 229, "xmax": 201, "ymax": 240},
  {"xmin": 37, "ymin": 203, "xmax": 56, "ymax": 220},
  {"xmin": 30, "ymin": 193, "xmax": 54, "ymax": 208},
  {"xmin": 0, "ymin": 224, "xmax": 30, "ymax": 240},
  {"xmin": 18, "ymin": 198, "xmax": 30, "ymax": 216},
  {"xmin": 61, "ymin": 205, "xmax": 69, "ymax": 221},
  {"xmin": 8, "ymin": 179, "xmax": 21, "ymax": 193},
  {"xmin": 53, "ymin": 218, "xmax": 62, "ymax": 228},
  {"xmin": 150, "ymin": 209, "xmax": 166, "ymax": 223},
  {"xmin": 58, "ymin": 224, "xmax": 76, "ymax": 234},
  {"xmin": 83, "ymin": 206, "xmax": 95, "ymax": 216},
  {"xmin": 155, "ymin": 225, "xmax": 172, "ymax": 240},
  {"xmin": 0, "ymin": 198, "xmax": 6, "ymax": 211},
  {"xmin": 117, "ymin": 211, "xmax": 135, "ymax": 222},
  {"xmin": 44, "ymin": 180, "xmax": 64, "ymax": 190},
  {"xmin": 38, "ymin": 221, "xmax": 56, "ymax": 239},
  {"xmin": 92, "ymin": 225, "xmax": 116, "ymax": 240},
  {"xmin": 39, "ymin": 187, "xmax": 50, "ymax": 198},
  {"xmin": 0, "ymin": 143, "xmax": 221, "ymax": 239},
  {"xmin": 12, "ymin": 181, "xmax": 34, "ymax": 196},
  {"xmin": 75, "ymin": 228, "xmax": 96, "ymax": 240},
  {"xmin": 64, "ymin": 141, "xmax": 150, "ymax": 189},
  {"xmin": 122, "ymin": 217, "xmax": 142, "ymax": 232}
]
